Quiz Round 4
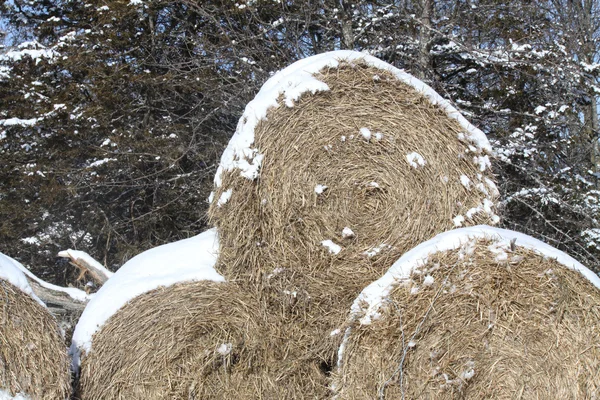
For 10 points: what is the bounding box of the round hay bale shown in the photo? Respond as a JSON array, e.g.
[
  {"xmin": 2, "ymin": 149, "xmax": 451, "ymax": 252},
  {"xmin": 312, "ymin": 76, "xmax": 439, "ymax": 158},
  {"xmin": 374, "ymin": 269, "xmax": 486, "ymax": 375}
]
[
  {"xmin": 78, "ymin": 279, "xmax": 335, "ymax": 399},
  {"xmin": 0, "ymin": 253, "xmax": 71, "ymax": 400},
  {"xmin": 76, "ymin": 230, "xmax": 334, "ymax": 399},
  {"xmin": 333, "ymin": 226, "xmax": 600, "ymax": 399},
  {"xmin": 210, "ymin": 50, "xmax": 499, "ymax": 285},
  {"xmin": 208, "ymin": 51, "xmax": 500, "ymax": 390},
  {"xmin": 73, "ymin": 229, "xmax": 238, "ymax": 399},
  {"xmin": 78, "ymin": 281, "xmax": 260, "ymax": 399}
]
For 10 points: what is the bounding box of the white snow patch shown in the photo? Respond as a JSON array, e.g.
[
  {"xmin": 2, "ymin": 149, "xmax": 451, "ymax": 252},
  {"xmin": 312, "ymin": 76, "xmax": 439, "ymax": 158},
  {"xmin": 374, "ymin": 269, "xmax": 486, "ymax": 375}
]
[
  {"xmin": 70, "ymin": 228, "xmax": 223, "ymax": 371},
  {"xmin": 330, "ymin": 328, "xmax": 341, "ymax": 336},
  {"xmin": 406, "ymin": 152, "xmax": 426, "ymax": 168},
  {"xmin": 57, "ymin": 249, "xmax": 114, "ymax": 282},
  {"xmin": 423, "ymin": 275, "xmax": 435, "ymax": 286},
  {"xmin": 214, "ymin": 50, "xmax": 491, "ymax": 188},
  {"xmin": 473, "ymin": 155, "xmax": 491, "ymax": 172},
  {"xmin": 465, "ymin": 206, "xmax": 481, "ymax": 219},
  {"xmin": 460, "ymin": 174, "xmax": 471, "ymax": 189},
  {"xmin": 0, "ymin": 66, "xmax": 11, "ymax": 80},
  {"xmin": 0, "ymin": 390, "xmax": 31, "ymax": 400},
  {"xmin": 342, "ymin": 227, "xmax": 355, "ymax": 238},
  {"xmin": 321, "ymin": 240, "xmax": 342, "ymax": 255},
  {"xmin": 0, "ymin": 118, "xmax": 39, "ymax": 127},
  {"xmin": 100, "ymin": 138, "xmax": 114, "ymax": 147},
  {"xmin": 487, "ymin": 243, "xmax": 508, "ymax": 262},
  {"xmin": 217, "ymin": 343, "xmax": 232, "ymax": 356},
  {"xmin": 217, "ymin": 189, "xmax": 233, "ymax": 207},
  {"xmin": 364, "ymin": 244, "xmax": 391, "ymax": 258},
  {"xmin": 0, "ymin": 46, "xmax": 58, "ymax": 65},
  {"xmin": 453, "ymin": 215, "xmax": 465, "ymax": 227},
  {"xmin": 315, "ymin": 184, "xmax": 328, "ymax": 194},
  {"xmin": 359, "ymin": 127, "xmax": 371, "ymax": 140},
  {"xmin": 485, "ymin": 178, "xmax": 500, "ymax": 197},
  {"xmin": 461, "ymin": 368, "xmax": 475, "ymax": 380},
  {"xmin": 21, "ymin": 237, "xmax": 41, "ymax": 246},
  {"xmin": 88, "ymin": 158, "xmax": 117, "ymax": 168},
  {"xmin": 0, "ymin": 252, "xmax": 44, "ymax": 306}
]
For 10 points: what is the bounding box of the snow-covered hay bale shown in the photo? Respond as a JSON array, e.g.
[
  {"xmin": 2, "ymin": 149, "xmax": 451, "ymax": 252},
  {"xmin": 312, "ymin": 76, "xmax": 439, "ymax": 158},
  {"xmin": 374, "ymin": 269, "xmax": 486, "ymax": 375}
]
[
  {"xmin": 210, "ymin": 51, "xmax": 498, "ymax": 285},
  {"xmin": 333, "ymin": 226, "xmax": 600, "ymax": 399},
  {"xmin": 78, "ymin": 281, "xmax": 259, "ymax": 399},
  {"xmin": 75, "ymin": 229, "xmax": 298, "ymax": 399},
  {"xmin": 0, "ymin": 253, "xmax": 71, "ymax": 400},
  {"xmin": 78, "ymin": 278, "xmax": 335, "ymax": 399},
  {"xmin": 208, "ymin": 50, "xmax": 499, "ymax": 387}
]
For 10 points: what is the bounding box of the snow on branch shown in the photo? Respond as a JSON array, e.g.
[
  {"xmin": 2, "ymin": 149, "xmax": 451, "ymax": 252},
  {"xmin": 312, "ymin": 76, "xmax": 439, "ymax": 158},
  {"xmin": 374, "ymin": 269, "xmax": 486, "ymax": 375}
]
[{"xmin": 58, "ymin": 249, "xmax": 113, "ymax": 285}]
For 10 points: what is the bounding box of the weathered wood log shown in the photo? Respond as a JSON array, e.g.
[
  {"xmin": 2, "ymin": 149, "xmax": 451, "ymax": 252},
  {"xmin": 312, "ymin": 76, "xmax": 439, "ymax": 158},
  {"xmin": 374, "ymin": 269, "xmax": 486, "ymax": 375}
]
[{"xmin": 26, "ymin": 278, "xmax": 87, "ymax": 312}]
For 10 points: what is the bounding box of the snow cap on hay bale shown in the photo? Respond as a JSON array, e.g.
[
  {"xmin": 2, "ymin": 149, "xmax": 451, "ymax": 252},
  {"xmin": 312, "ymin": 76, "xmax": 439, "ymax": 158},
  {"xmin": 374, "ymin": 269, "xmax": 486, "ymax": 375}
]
[
  {"xmin": 72, "ymin": 228, "xmax": 223, "ymax": 371},
  {"xmin": 333, "ymin": 225, "xmax": 600, "ymax": 399},
  {"xmin": 0, "ymin": 253, "xmax": 71, "ymax": 400}
]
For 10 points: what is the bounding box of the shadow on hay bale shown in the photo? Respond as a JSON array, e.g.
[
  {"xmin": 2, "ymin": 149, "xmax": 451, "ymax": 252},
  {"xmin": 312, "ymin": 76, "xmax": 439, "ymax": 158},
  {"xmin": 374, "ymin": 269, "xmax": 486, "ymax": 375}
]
[
  {"xmin": 0, "ymin": 254, "xmax": 71, "ymax": 400},
  {"xmin": 333, "ymin": 226, "xmax": 600, "ymax": 399},
  {"xmin": 208, "ymin": 51, "xmax": 500, "ymax": 393}
]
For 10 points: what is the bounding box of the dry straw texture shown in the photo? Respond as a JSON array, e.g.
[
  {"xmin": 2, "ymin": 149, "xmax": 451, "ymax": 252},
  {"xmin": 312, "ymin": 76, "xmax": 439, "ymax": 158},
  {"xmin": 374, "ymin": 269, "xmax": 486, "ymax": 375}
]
[
  {"xmin": 334, "ymin": 240, "xmax": 600, "ymax": 399},
  {"xmin": 0, "ymin": 279, "xmax": 71, "ymax": 399},
  {"xmin": 79, "ymin": 280, "xmax": 335, "ymax": 399},
  {"xmin": 208, "ymin": 63, "xmax": 498, "ymax": 393},
  {"xmin": 79, "ymin": 281, "xmax": 246, "ymax": 399}
]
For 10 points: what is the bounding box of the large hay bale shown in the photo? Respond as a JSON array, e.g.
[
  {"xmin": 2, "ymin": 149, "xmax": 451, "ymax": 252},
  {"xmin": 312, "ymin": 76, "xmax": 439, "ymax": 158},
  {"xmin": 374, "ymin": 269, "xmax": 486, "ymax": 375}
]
[
  {"xmin": 0, "ymin": 253, "xmax": 71, "ymax": 400},
  {"xmin": 333, "ymin": 226, "xmax": 600, "ymax": 399},
  {"xmin": 208, "ymin": 51, "xmax": 500, "ymax": 390},
  {"xmin": 210, "ymin": 50, "xmax": 498, "ymax": 284},
  {"xmin": 76, "ymin": 230, "xmax": 336, "ymax": 399},
  {"xmin": 74, "ymin": 229, "xmax": 280, "ymax": 399},
  {"xmin": 77, "ymin": 279, "xmax": 337, "ymax": 399},
  {"xmin": 78, "ymin": 281, "xmax": 259, "ymax": 399}
]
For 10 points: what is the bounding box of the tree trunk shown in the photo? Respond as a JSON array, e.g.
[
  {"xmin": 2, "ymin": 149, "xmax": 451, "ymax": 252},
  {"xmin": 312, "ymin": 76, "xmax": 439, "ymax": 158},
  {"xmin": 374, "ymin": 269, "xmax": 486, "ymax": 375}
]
[
  {"xmin": 339, "ymin": 1, "xmax": 354, "ymax": 49},
  {"xmin": 418, "ymin": 0, "xmax": 434, "ymax": 80}
]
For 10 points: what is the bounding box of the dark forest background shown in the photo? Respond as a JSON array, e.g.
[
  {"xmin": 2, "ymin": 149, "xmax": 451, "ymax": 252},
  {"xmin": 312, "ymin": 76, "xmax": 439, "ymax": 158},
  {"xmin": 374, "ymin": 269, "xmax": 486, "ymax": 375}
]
[{"xmin": 1, "ymin": 0, "xmax": 599, "ymax": 286}]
